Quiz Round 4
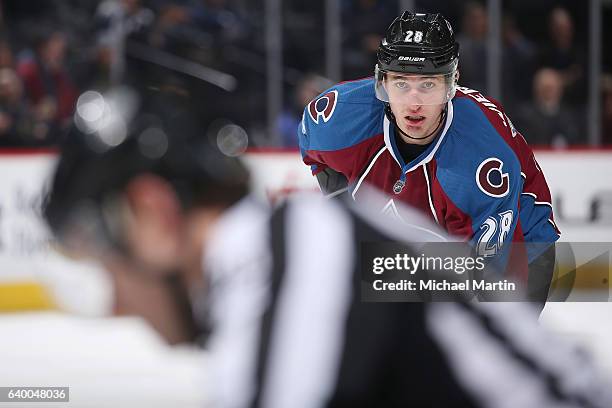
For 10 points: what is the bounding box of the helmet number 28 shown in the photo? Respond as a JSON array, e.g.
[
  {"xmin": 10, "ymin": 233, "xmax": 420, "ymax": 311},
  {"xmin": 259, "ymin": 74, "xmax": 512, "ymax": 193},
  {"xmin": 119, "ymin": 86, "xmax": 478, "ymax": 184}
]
[{"xmin": 404, "ymin": 31, "xmax": 423, "ymax": 43}]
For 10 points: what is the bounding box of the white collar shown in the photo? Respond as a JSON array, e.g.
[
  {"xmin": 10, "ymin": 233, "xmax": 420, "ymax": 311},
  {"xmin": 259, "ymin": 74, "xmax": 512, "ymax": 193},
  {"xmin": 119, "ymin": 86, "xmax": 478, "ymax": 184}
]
[{"xmin": 383, "ymin": 100, "xmax": 454, "ymax": 172}]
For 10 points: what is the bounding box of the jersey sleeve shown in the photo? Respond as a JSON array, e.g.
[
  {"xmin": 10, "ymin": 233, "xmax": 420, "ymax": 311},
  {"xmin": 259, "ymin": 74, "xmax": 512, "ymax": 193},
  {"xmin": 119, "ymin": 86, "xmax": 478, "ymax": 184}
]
[
  {"xmin": 445, "ymin": 91, "xmax": 560, "ymax": 270},
  {"xmin": 298, "ymin": 111, "xmax": 329, "ymax": 177},
  {"xmin": 436, "ymin": 95, "xmax": 530, "ymax": 278},
  {"xmin": 487, "ymin": 99, "xmax": 560, "ymax": 262},
  {"xmin": 506, "ymin": 119, "xmax": 561, "ymax": 261},
  {"xmin": 297, "ymin": 79, "xmax": 387, "ymax": 186},
  {"xmin": 436, "ymin": 143, "xmax": 523, "ymax": 277},
  {"xmin": 467, "ymin": 156, "xmax": 523, "ymax": 272}
]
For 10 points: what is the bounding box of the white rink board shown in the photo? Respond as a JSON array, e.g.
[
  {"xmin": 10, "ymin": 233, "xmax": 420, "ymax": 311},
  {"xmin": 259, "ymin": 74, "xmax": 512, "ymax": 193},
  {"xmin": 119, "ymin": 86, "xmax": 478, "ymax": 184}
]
[{"xmin": 535, "ymin": 151, "xmax": 612, "ymax": 242}]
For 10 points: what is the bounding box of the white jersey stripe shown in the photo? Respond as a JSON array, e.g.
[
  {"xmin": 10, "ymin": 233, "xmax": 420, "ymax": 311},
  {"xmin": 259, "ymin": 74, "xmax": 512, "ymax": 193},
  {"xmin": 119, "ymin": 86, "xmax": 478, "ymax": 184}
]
[
  {"xmin": 427, "ymin": 303, "xmax": 586, "ymax": 408},
  {"xmin": 548, "ymin": 219, "xmax": 560, "ymax": 232},
  {"xmin": 521, "ymin": 192, "xmax": 553, "ymax": 208},
  {"xmin": 423, "ymin": 164, "xmax": 439, "ymax": 224},
  {"xmin": 471, "ymin": 303, "xmax": 611, "ymax": 407},
  {"xmin": 383, "ymin": 116, "xmax": 401, "ymax": 166},
  {"xmin": 259, "ymin": 198, "xmax": 354, "ymax": 408},
  {"xmin": 351, "ymin": 145, "xmax": 386, "ymax": 199},
  {"xmin": 403, "ymin": 100, "xmax": 454, "ymax": 174},
  {"xmin": 203, "ymin": 199, "xmax": 273, "ymax": 408},
  {"xmin": 350, "ymin": 187, "xmax": 449, "ymax": 243}
]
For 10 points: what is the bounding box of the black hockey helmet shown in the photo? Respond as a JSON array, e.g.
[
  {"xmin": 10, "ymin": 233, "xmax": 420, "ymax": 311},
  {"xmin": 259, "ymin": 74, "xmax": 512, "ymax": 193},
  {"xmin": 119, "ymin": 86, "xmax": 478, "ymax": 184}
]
[
  {"xmin": 375, "ymin": 11, "xmax": 460, "ymax": 105},
  {"xmin": 44, "ymin": 86, "xmax": 249, "ymax": 256},
  {"xmin": 377, "ymin": 11, "xmax": 459, "ymax": 75}
]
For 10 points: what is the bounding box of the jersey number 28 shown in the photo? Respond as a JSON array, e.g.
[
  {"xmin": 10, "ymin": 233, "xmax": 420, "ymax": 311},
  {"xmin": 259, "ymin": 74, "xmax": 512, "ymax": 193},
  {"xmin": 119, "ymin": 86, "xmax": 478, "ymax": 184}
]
[{"xmin": 477, "ymin": 210, "xmax": 514, "ymax": 257}]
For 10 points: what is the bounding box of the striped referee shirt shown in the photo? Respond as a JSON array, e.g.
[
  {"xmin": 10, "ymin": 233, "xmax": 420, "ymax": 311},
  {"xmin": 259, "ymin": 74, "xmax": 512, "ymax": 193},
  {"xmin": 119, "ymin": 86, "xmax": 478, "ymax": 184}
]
[{"xmin": 202, "ymin": 191, "xmax": 611, "ymax": 408}]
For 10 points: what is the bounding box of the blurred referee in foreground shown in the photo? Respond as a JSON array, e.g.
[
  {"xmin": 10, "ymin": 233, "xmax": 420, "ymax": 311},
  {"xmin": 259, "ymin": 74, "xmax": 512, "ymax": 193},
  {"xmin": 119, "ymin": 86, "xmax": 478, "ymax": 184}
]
[{"xmin": 44, "ymin": 85, "xmax": 612, "ymax": 408}]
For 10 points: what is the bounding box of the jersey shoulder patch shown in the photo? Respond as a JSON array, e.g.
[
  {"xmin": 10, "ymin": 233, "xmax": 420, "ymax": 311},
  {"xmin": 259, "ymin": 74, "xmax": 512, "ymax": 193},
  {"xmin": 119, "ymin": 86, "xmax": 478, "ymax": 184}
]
[
  {"xmin": 307, "ymin": 90, "xmax": 338, "ymax": 124},
  {"xmin": 299, "ymin": 78, "xmax": 385, "ymax": 152}
]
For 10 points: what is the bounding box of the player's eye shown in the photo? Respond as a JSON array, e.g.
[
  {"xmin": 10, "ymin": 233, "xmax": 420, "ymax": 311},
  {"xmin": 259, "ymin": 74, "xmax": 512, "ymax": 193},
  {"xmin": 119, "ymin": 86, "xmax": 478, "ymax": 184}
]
[
  {"xmin": 394, "ymin": 81, "xmax": 408, "ymax": 90},
  {"xmin": 421, "ymin": 81, "xmax": 436, "ymax": 90}
]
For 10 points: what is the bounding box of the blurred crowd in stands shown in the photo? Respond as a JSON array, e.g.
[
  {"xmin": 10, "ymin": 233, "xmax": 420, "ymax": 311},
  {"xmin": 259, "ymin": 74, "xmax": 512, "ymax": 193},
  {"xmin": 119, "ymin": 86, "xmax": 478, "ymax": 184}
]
[{"xmin": 0, "ymin": 0, "xmax": 610, "ymax": 148}]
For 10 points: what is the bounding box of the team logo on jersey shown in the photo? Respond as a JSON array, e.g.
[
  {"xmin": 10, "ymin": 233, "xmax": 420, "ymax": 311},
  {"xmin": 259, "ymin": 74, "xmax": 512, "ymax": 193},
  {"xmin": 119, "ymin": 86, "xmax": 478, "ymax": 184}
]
[
  {"xmin": 308, "ymin": 90, "xmax": 338, "ymax": 124},
  {"xmin": 476, "ymin": 158, "xmax": 509, "ymax": 198}
]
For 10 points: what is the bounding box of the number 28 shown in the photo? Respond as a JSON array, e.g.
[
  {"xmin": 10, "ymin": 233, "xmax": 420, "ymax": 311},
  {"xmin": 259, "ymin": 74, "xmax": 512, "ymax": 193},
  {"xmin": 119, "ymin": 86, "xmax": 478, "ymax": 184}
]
[
  {"xmin": 477, "ymin": 210, "xmax": 514, "ymax": 257},
  {"xmin": 404, "ymin": 30, "xmax": 423, "ymax": 43}
]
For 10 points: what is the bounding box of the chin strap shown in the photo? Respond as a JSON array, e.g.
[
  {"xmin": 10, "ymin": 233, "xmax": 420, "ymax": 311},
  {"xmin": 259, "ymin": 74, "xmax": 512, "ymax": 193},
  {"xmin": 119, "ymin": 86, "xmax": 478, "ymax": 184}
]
[{"xmin": 384, "ymin": 104, "xmax": 446, "ymax": 195}]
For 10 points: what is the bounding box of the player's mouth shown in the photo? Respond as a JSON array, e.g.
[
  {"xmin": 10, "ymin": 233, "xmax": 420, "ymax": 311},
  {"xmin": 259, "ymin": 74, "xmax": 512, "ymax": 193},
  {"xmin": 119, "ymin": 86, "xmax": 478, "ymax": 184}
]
[{"xmin": 404, "ymin": 115, "xmax": 426, "ymax": 127}]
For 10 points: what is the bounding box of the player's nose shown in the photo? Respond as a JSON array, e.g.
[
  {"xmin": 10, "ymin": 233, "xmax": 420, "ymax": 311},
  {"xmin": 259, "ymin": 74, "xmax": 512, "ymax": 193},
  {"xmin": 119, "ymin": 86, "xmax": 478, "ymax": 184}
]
[
  {"xmin": 406, "ymin": 102, "xmax": 422, "ymax": 113},
  {"xmin": 403, "ymin": 93, "xmax": 425, "ymax": 111}
]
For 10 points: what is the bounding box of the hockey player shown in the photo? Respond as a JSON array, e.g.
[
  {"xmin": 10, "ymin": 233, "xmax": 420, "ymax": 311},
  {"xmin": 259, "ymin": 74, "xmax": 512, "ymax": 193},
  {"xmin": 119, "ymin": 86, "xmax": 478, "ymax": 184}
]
[
  {"xmin": 299, "ymin": 11, "xmax": 559, "ymax": 299},
  {"xmin": 44, "ymin": 87, "xmax": 612, "ymax": 408}
]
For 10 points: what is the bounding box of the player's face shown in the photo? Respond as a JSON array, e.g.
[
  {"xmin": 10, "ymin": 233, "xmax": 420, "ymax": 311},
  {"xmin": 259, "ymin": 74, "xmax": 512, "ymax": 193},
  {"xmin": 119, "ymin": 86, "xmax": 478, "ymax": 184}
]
[
  {"xmin": 120, "ymin": 176, "xmax": 184, "ymax": 275},
  {"xmin": 57, "ymin": 188, "xmax": 183, "ymax": 276},
  {"xmin": 385, "ymin": 74, "xmax": 447, "ymax": 143}
]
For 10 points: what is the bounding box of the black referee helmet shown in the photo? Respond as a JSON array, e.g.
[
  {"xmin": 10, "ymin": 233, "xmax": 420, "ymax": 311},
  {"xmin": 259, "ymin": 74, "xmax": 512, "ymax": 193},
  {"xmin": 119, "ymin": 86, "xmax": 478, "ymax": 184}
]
[{"xmin": 44, "ymin": 86, "xmax": 249, "ymax": 256}]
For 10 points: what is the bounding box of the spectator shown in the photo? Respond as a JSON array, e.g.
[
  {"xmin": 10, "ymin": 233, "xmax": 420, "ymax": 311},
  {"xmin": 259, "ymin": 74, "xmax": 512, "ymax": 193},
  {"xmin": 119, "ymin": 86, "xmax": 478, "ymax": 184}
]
[
  {"xmin": 456, "ymin": 1, "xmax": 488, "ymax": 92},
  {"xmin": 515, "ymin": 67, "xmax": 581, "ymax": 147},
  {"xmin": 16, "ymin": 25, "xmax": 79, "ymax": 142},
  {"xmin": 537, "ymin": 7, "xmax": 585, "ymax": 104},
  {"xmin": 0, "ymin": 68, "xmax": 34, "ymax": 145},
  {"xmin": 0, "ymin": 37, "xmax": 14, "ymax": 68}
]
